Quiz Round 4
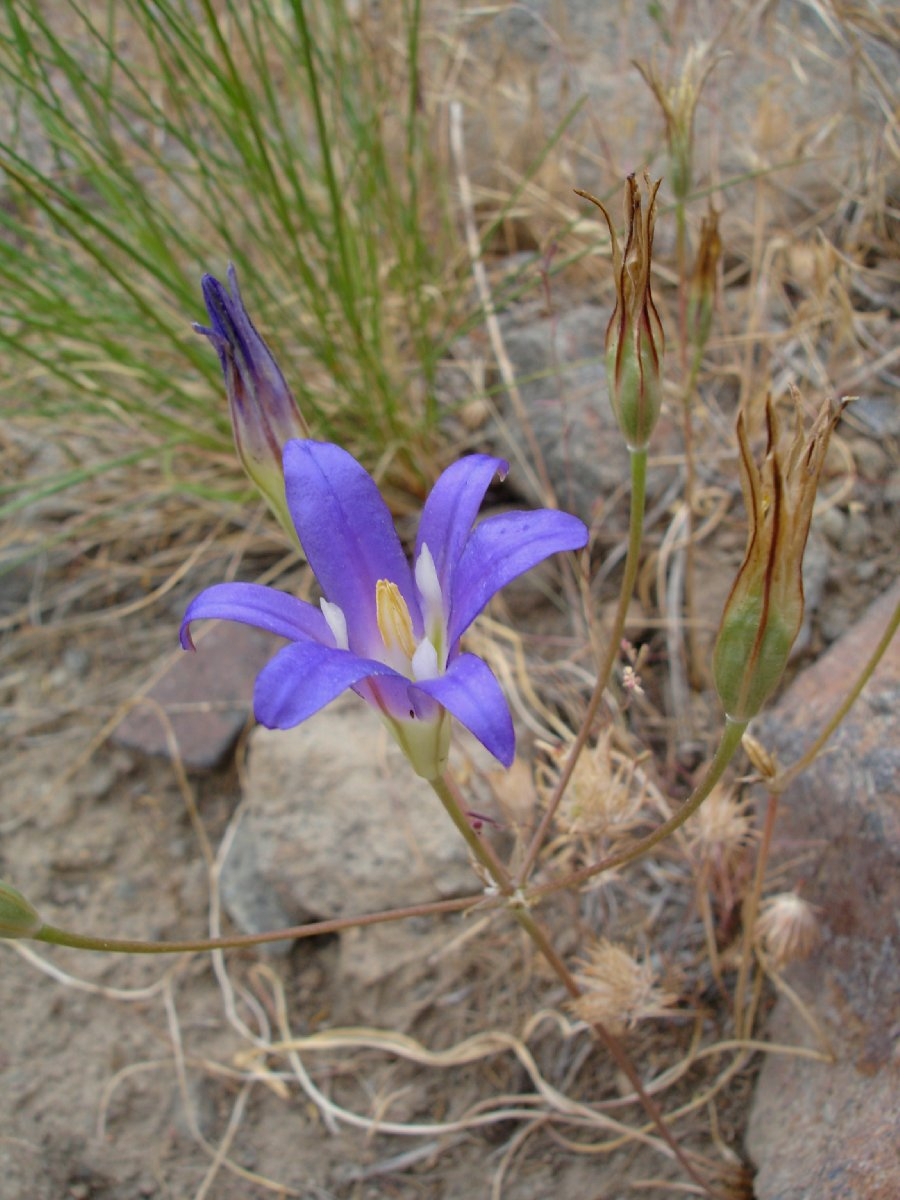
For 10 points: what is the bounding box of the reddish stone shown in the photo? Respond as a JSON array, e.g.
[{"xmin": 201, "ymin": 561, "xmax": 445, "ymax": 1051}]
[
  {"xmin": 113, "ymin": 622, "xmax": 280, "ymax": 771},
  {"xmin": 747, "ymin": 578, "xmax": 900, "ymax": 1199}
]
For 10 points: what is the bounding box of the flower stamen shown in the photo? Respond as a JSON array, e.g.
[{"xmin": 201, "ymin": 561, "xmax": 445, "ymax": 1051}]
[{"xmin": 376, "ymin": 580, "xmax": 417, "ymax": 661}]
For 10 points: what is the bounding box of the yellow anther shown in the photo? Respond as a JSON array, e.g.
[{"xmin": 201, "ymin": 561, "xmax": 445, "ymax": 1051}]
[{"xmin": 376, "ymin": 580, "xmax": 417, "ymax": 661}]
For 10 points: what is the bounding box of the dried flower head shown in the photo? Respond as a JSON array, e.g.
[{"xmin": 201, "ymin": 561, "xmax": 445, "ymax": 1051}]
[
  {"xmin": 571, "ymin": 940, "xmax": 678, "ymax": 1035},
  {"xmin": 541, "ymin": 729, "xmax": 644, "ymax": 839},
  {"xmin": 714, "ymin": 392, "xmax": 847, "ymax": 722},
  {"xmin": 634, "ymin": 45, "xmax": 722, "ymax": 201},
  {"xmin": 689, "ymin": 783, "xmax": 754, "ymax": 871},
  {"xmin": 575, "ymin": 174, "xmax": 665, "ymax": 449},
  {"xmin": 756, "ymin": 893, "xmax": 821, "ymax": 967},
  {"xmin": 686, "ymin": 203, "xmax": 721, "ymax": 354}
]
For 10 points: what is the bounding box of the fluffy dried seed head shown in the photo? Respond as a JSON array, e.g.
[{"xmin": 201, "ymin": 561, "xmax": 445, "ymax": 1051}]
[
  {"xmin": 541, "ymin": 729, "xmax": 644, "ymax": 839},
  {"xmin": 570, "ymin": 939, "xmax": 678, "ymax": 1035},
  {"xmin": 755, "ymin": 893, "xmax": 821, "ymax": 967},
  {"xmin": 690, "ymin": 783, "xmax": 755, "ymax": 869}
]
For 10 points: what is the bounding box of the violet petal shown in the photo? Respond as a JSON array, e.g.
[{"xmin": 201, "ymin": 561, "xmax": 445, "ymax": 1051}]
[
  {"xmin": 283, "ymin": 441, "xmax": 419, "ymax": 653},
  {"xmin": 448, "ymin": 509, "xmax": 588, "ymax": 646},
  {"xmin": 415, "ymin": 454, "xmax": 508, "ymax": 596},
  {"xmin": 253, "ymin": 640, "xmax": 403, "ymax": 729},
  {"xmin": 180, "ymin": 582, "xmax": 331, "ymax": 649},
  {"xmin": 413, "ymin": 652, "xmax": 515, "ymax": 767}
]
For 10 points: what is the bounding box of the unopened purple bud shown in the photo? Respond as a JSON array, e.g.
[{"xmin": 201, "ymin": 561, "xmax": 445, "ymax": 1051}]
[{"xmin": 195, "ymin": 266, "xmax": 309, "ymax": 538}]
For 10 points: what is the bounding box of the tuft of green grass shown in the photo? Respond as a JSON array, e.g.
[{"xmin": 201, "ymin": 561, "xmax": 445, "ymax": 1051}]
[{"xmin": 0, "ymin": 0, "xmax": 476, "ymax": 511}]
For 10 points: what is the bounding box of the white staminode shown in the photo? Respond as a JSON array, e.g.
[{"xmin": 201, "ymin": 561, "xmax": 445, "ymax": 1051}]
[
  {"xmin": 320, "ymin": 598, "xmax": 349, "ymax": 650},
  {"xmin": 414, "ymin": 543, "xmax": 446, "ymax": 648},
  {"xmin": 411, "ymin": 637, "xmax": 440, "ymax": 681}
]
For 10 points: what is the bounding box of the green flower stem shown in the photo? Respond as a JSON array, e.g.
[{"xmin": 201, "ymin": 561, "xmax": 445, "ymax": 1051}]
[
  {"xmin": 680, "ymin": 357, "xmax": 702, "ymax": 690},
  {"xmin": 674, "ymin": 197, "xmax": 689, "ymax": 370},
  {"xmin": 29, "ymin": 895, "xmax": 483, "ymax": 956},
  {"xmin": 772, "ymin": 596, "xmax": 900, "ymax": 794},
  {"xmin": 515, "ymin": 446, "xmax": 649, "ymax": 888},
  {"xmin": 430, "ymin": 773, "xmax": 515, "ymax": 893},
  {"xmin": 530, "ymin": 717, "xmax": 749, "ymax": 900}
]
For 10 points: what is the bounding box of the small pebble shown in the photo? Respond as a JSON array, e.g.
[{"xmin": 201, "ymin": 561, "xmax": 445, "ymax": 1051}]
[
  {"xmin": 63, "ymin": 647, "xmax": 90, "ymax": 677},
  {"xmin": 816, "ymin": 507, "xmax": 845, "ymax": 546},
  {"xmin": 851, "ymin": 439, "xmax": 888, "ymax": 481},
  {"xmin": 840, "ymin": 508, "xmax": 869, "ymax": 555},
  {"xmin": 855, "ymin": 560, "xmax": 879, "ymax": 583},
  {"xmin": 820, "ymin": 602, "xmax": 854, "ymax": 644}
]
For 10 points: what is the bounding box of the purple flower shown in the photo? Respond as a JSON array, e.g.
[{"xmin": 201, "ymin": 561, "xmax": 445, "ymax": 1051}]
[
  {"xmin": 181, "ymin": 441, "xmax": 589, "ymax": 778},
  {"xmin": 196, "ymin": 266, "xmax": 309, "ymax": 538}
]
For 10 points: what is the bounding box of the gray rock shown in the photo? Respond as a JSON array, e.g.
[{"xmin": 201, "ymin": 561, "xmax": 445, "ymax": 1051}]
[
  {"xmin": 794, "ymin": 527, "xmax": 831, "ymax": 654},
  {"xmin": 747, "ymin": 578, "xmax": 900, "ymax": 1199},
  {"xmin": 852, "ymin": 397, "xmax": 900, "ymax": 441},
  {"xmin": 840, "ymin": 507, "xmax": 871, "ymax": 556},
  {"xmin": 218, "ymin": 820, "xmax": 294, "ymax": 955},
  {"xmin": 851, "ymin": 439, "xmax": 889, "ymax": 484},
  {"xmin": 815, "ymin": 506, "xmax": 846, "ymax": 548},
  {"xmin": 220, "ymin": 698, "xmax": 476, "ymax": 943}
]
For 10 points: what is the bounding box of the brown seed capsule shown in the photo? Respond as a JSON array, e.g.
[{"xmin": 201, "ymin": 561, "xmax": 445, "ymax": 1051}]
[
  {"xmin": 713, "ymin": 392, "xmax": 847, "ymax": 721},
  {"xmin": 576, "ymin": 174, "xmax": 665, "ymax": 449}
]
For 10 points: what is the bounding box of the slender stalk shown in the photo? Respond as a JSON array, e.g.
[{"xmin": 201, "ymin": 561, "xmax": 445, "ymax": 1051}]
[
  {"xmin": 674, "ymin": 191, "xmax": 709, "ymax": 694},
  {"xmin": 429, "ymin": 773, "xmax": 721, "ymax": 1198},
  {"xmin": 515, "ymin": 447, "xmax": 648, "ymax": 886},
  {"xmin": 680, "ymin": 353, "xmax": 705, "ymax": 690},
  {"xmin": 772, "ymin": 597, "xmax": 900, "ymax": 794},
  {"xmin": 674, "ymin": 198, "xmax": 689, "ymax": 375},
  {"xmin": 30, "ymin": 895, "xmax": 483, "ymax": 956},
  {"xmin": 531, "ymin": 717, "xmax": 748, "ymax": 900},
  {"xmin": 734, "ymin": 787, "xmax": 779, "ymax": 1038},
  {"xmin": 430, "ymin": 773, "xmax": 515, "ymax": 892}
]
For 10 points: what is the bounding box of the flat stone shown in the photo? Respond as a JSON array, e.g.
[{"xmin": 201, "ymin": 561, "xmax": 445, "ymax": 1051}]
[
  {"xmin": 747, "ymin": 578, "xmax": 900, "ymax": 1200},
  {"xmin": 219, "ymin": 698, "xmax": 475, "ymax": 943},
  {"xmin": 113, "ymin": 622, "xmax": 280, "ymax": 771}
]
